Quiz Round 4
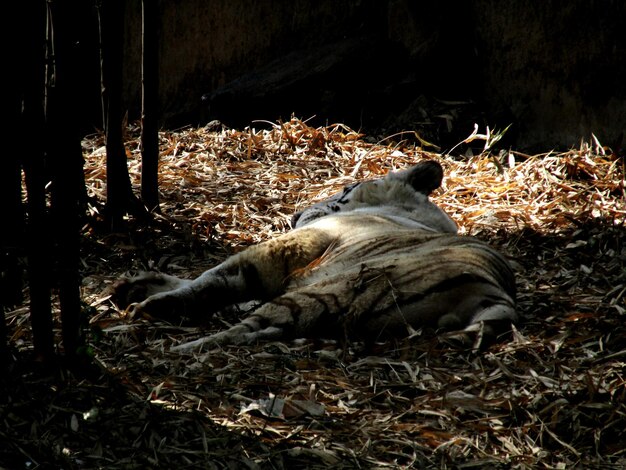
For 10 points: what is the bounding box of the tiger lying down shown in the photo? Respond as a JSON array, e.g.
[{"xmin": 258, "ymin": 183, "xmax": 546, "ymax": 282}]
[{"xmin": 112, "ymin": 160, "xmax": 517, "ymax": 351}]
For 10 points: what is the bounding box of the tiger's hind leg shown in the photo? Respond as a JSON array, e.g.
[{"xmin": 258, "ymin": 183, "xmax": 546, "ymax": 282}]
[{"xmin": 170, "ymin": 287, "xmax": 349, "ymax": 351}]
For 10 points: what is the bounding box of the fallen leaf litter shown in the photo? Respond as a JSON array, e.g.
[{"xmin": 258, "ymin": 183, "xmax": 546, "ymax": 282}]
[{"xmin": 4, "ymin": 117, "xmax": 625, "ymax": 469}]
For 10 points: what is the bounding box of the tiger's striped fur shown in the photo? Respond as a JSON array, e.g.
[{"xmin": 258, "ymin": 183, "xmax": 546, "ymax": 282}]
[{"xmin": 112, "ymin": 160, "xmax": 517, "ymax": 350}]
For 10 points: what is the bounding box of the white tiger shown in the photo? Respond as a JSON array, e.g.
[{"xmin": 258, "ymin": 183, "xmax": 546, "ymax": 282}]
[{"xmin": 112, "ymin": 160, "xmax": 517, "ymax": 350}]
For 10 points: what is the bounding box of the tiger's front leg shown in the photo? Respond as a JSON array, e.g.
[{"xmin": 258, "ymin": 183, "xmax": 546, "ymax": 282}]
[
  {"xmin": 125, "ymin": 264, "xmax": 243, "ymax": 321},
  {"xmin": 127, "ymin": 229, "xmax": 335, "ymax": 321}
]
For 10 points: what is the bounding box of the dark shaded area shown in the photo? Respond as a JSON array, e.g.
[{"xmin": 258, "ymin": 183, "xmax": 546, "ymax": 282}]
[
  {"xmin": 0, "ymin": 5, "xmax": 27, "ymax": 359},
  {"xmin": 1, "ymin": 0, "xmax": 140, "ymax": 365},
  {"xmin": 17, "ymin": 0, "xmax": 56, "ymax": 360},
  {"xmin": 202, "ymin": 36, "xmax": 407, "ymax": 131},
  {"xmin": 185, "ymin": 1, "xmax": 487, "ymax": 149},
  {"xmin": 0, "ymin": 361, "xmax": 281, "ymax": 469},
  {"xmin": 470, "ymin": 0, "xmax": 626, "ymax": 150},
  {"xmin": 111, "ymin": 0, "xmax": 626, "ymax": 150},
  {"xmin": 40, "ymin": 1, "xmax": 624, "ymax": 151}
]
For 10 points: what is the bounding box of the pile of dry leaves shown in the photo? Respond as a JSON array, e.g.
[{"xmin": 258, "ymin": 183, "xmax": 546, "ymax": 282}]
[{"xmin": 2, "ymin": 118, "xmax": 625, "ymax": 469}]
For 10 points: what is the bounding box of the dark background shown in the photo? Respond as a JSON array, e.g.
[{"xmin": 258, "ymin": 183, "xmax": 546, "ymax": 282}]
[{"xmin": 80, "ymin": 0, "xmax": 626, "ymax": 151}]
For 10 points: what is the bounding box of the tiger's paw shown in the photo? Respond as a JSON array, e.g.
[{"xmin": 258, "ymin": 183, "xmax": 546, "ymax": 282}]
[
  {"xmin": 107, "ymin": 271, "xmax": 195, "ymax": 317},
  {"xmin": 129, "ymin": 290, "xmax": 200, "ymax": 322},
  {"xmin": 108, "ymin": 272, "xmax": 171, "ymax": 308}
]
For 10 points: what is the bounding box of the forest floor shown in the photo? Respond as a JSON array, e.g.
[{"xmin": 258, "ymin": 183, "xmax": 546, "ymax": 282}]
[{"xmin": 2, "ymin": 118, "xmax": 625, "ymax": 469}]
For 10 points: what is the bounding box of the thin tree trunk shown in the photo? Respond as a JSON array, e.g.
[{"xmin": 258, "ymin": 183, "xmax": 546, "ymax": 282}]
[
  {"xmin": 23, "ymin": 163, "xmax": 54, "ymax": 361},
  {"xmin": 0, "ymin": 89, "xmax": 25, "ymax": 363},
  {"xmin": 0, "ymin": 3, "xmax": 28, "ymax": 363},
  {"xmin": 140, "ymin": 0, "xmax": 160, "ymax": 212},
  {"xmin": 99, "ymin": 0, "xmax": 143, "ymax": 230},
  {"xmin": 19, "ymin": 0, "xmax": 55, "ymax": 361},
  {"xmin": 45, "ymin": 0, "xmax": 86, "ymax": 362},
  {"xmin": 0, "ymin": 125, "xmax": 23, "ymax": 363}
]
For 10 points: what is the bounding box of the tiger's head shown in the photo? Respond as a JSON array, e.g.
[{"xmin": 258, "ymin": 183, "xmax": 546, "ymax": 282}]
[{"xmin": 291, "ymin": 160, "xmax": 458, "ymax": 234}]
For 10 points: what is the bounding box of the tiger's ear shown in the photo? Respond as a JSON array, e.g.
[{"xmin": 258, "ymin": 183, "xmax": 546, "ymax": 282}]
[{"xmin": 392, "ymin": 160, "xmax": 444, "ymax": 195}]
